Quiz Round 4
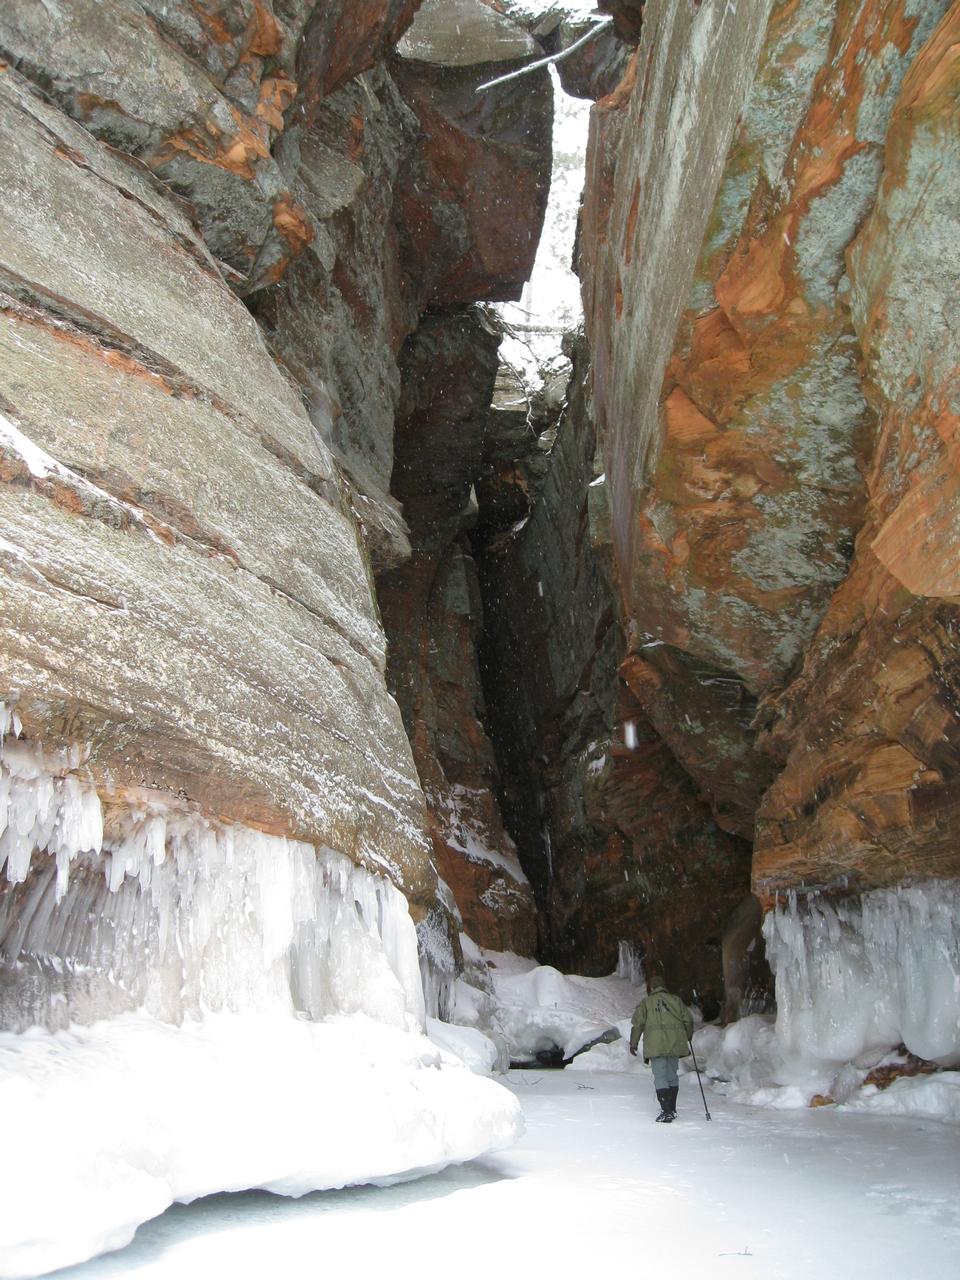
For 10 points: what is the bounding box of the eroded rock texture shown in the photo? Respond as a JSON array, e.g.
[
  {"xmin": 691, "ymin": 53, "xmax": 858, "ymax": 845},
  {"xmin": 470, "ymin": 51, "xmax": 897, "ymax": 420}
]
[
  {"xmin": 578, "ymin": 0, "xmax": 960, "ymax": 962},
  {"xmin": 0, "ymin": 66, "xmax": 431, "ymax": 895},
  {"xmin": 753, "ymin": 3, "xmax": 960, "ymax": 902},
  {"xmin": 378, "ymin": 312, "xmax": 538, "ymax": 954},
  {"xmin": 0, "ymin": 1, "xmax": 425, "ymax": 292},
  {"xmin": 0, "ymin": 0, "xmax": 553, "ymax": 924}
]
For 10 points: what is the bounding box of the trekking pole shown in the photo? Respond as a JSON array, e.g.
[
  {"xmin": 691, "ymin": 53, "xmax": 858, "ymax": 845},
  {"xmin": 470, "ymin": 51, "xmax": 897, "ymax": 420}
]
[
  {"xmin": 662, "ymin": 1001, "xmax": 713, "ymax": 1121},
  {"xmin": 687, "ymin": 1035, "xmax": 712, "ymax": 1121}
]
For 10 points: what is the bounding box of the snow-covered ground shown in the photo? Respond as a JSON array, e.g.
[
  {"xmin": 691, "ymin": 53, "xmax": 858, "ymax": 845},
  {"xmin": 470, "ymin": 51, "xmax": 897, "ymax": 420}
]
[
  {"xmin": 0, "ymin": 728, "xmax": 521, "ymax": 1279},
  {"xmin": 47, "ymin": 1070, "xmax": 960, "ymax": 1280}
]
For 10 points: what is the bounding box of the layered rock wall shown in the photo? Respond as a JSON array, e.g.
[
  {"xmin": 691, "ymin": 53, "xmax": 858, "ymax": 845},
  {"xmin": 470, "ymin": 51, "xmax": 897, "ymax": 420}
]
[
  {"xmin": 754, "ymin": 4, "xmax": 960, "ymax": 901},
  {"xmin": 577, "ymin": 0, "xmax": 960, "ymax": 986},
  {"xmin": 0, "ymin": 0, "xmax": 554, "ymax": 984},
  {"xmin": 0, "ymin": 66, "xmax": 431, "ymax": 893}
]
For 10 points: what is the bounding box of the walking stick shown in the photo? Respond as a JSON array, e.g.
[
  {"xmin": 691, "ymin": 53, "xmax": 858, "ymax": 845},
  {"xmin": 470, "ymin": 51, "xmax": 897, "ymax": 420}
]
[
  {"xmin": 687, "ymin": 1035, "xmax": 712, "ymax": 1121},
  {"xmin": 661, "ymin": 1000, "xmax": 713, "ymax": 1121}
]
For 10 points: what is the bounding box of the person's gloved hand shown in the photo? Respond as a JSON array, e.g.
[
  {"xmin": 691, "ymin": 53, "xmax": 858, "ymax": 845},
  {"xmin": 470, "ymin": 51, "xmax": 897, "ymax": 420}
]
[{"xmin": 629, "ymin": 1048, "xmax": 637, "ymax": 1056}]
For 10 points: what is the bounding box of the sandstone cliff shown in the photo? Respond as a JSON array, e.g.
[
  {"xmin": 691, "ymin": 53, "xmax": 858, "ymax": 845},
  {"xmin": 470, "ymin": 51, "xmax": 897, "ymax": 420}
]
[
  {"xmin": 2, "ymin": 0, "xmax": 958, "ymax": 1033},
  {"xmin": 0, "ymin": 0, "xmax": 554, "ymax": 1016},
  {"xmin": 577, "ymin": 0, "xmax": 960, "ymax": 991}
]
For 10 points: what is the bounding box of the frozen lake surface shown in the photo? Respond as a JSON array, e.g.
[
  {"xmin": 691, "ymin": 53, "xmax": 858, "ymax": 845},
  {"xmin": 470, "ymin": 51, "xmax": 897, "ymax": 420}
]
[{"xmin": 54, "ymin": 1070, "xmax": 959, "ymax": 1279}]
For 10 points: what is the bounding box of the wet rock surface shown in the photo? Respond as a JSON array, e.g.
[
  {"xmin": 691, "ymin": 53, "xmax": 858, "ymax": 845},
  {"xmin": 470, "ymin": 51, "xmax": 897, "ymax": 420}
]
[
  {"xmin": 577, "ymin": 0, "xmax": 960, "ymax": 948},
  {"xmin": 378, "ymin": 311, "xmax": 538, "ymax": 954},
  {"xmin": 0, "ymin": 65, "xmax": 432, "ymax": 895}
]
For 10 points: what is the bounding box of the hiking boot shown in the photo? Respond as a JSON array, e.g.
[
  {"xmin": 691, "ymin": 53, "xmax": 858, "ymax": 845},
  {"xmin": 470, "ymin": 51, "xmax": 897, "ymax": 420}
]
[{"xmin": 654, "ymin": 1088, "xmax": 670, "ymax": 1121}]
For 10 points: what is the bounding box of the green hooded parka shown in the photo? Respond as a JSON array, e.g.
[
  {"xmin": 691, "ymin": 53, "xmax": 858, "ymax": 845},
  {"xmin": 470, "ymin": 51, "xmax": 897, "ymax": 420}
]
[{"xmin": 629, "ymin": 979, "xmax": 694, "ymax": 1061}]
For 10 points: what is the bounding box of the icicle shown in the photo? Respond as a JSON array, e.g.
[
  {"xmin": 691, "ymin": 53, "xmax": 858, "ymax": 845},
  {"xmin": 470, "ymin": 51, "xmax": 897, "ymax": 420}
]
[
  {"xmin": 0, "ymin": 727, "xmax": 428, "ymax": 1034},
  {"xmin": 615, "ymin": 940, "xmax": 644, "ymax": 986},
  {"xmin": 763, "ymin": 882, "xmax": 960, "ymax": 1068}
]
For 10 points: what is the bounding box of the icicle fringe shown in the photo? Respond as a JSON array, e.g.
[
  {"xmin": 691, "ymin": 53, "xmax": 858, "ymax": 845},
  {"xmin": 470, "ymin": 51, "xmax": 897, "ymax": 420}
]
[
  {"xmin": 0, "ymin": 704, "xmax": 425, "ymax": 1033},
  {"xmin": 763, "ymin": 885, "xmax": 960, "ymax": 1067}
]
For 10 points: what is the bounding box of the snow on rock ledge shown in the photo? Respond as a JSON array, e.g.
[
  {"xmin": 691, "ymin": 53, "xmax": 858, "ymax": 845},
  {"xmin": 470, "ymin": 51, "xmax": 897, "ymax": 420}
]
[{"xmin": 0, "ymin": 1012, "xmax": 523, "ymax": 1279}]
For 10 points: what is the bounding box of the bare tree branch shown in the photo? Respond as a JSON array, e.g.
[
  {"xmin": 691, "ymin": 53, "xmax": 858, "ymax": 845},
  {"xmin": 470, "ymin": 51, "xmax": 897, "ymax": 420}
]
[{"xmin": 475, "ymin": 16, "xmax": 614, "ymax": 94}]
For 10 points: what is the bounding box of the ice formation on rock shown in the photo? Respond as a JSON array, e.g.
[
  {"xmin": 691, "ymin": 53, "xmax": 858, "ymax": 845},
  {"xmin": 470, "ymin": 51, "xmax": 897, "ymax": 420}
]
[
  {"xmin": 0, "ymin": 706, "xmax": 525, "ymax": 1277},
  {"xmin": 0, "ymin": 705, "xmax": 424, "ymax": 1032},
  {"xmin": 763, "ymin": 884, "xmax": 960, "ymax": 1068}
]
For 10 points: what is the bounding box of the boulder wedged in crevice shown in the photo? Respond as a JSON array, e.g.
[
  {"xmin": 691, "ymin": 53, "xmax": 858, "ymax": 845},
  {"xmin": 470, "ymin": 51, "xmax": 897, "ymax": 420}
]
[
  {"xmin": 391, "ymin": 23, "xmax": 553, "ymax": 306},
  {"xmin": 251, "ymin": 0, "xmax": 555, "ymax": 573}
]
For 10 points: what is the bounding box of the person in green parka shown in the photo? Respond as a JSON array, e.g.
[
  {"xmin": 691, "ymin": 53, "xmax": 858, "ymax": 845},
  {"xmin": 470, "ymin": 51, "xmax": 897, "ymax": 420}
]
[{"xmin": 629, "ymin": 971, "xmax": 694, "ymax": 1123}]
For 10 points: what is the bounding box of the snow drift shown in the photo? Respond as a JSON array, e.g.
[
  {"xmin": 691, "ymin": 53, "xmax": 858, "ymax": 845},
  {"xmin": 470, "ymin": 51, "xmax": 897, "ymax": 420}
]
[
  {"xmin": 0, "ymin": 1011, "xmax": 522, "ymax": 1279},
  {"xmin": 452, "ymin": 939, "xmax": 644, "ymax": 1064}
]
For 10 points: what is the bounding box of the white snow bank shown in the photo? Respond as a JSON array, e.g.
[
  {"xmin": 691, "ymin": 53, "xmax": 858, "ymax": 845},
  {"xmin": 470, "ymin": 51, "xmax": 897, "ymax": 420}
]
[
  {"xmin": 840, "ymin": 1071, "xmax": 960, "ymax": 1124},
  {"xmin": 0, "ymin": 720, "xmax": 523, "ymax": 1278},
  {"xmin": 695, "ymin": 1015, "xmax": 960, "ymax": 1122},
  {"xmin": 697, "ymin": 1014, "xmax": 879, "ymax": 1109},
  {"xmin": 0, "ymin": 1010, "xmax": 523, "ymax": 1279},
  {"xmin": 454, "ymin": 945, "xmax": 643, "ymax": 1063},
  {"xmin": 427, "ymin": 1017, "xmax": 499, "ymax": 1074}
]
